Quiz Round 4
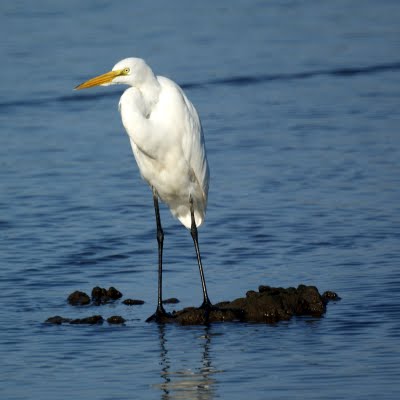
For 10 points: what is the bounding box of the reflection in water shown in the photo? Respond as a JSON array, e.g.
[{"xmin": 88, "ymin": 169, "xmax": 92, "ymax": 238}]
[{"xmin": 153, "ymin": 324, "xmax": 219, "ymax": 400}]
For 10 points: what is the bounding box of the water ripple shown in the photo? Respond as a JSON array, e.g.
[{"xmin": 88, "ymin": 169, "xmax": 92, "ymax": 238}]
[{"xmin": 0, "ymin": 61, "xmax": 399, "ymax": 112}]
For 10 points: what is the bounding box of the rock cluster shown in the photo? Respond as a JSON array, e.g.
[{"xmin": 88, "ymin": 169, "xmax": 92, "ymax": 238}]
[{"xmin": 45, "ymin": 284, "xmax": 339, "ymax": 326}]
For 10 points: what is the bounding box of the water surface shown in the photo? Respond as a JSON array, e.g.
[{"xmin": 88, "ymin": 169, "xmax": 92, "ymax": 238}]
[{"xmin": 1, "ymin": 1, "xmax": 400, "ymax": 399}]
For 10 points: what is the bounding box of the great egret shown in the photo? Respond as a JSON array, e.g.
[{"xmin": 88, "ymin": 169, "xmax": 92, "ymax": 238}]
[{"xmin": 75, "ymin": 58, "xmax": 212, "ymax": 321}]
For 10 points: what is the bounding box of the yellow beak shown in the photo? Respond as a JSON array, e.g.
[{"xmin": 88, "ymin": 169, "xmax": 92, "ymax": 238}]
[{"xmin": 75, "ymin": 69, "xmax": 124, "ymax": 90}]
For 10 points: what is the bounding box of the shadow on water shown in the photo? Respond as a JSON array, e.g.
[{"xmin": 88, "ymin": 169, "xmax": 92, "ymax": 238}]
[
  {"xmin": 153, "ymin": 324, "xmax": 219, "ymax": 400},
  {"xmin": 1, "ymin": 61, "xmax": 399, "ymax": 111}
]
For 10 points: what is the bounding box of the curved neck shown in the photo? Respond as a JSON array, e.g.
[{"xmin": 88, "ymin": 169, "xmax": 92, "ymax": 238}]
[{"xmin": 139, "ymin": 75, "xmax": 161, "ymax": 115}]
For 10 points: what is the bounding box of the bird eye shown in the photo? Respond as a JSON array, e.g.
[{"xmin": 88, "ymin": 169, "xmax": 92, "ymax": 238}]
[{"xmin": 123, "ymin": 67, "xmax": 130, "ymax": 75}]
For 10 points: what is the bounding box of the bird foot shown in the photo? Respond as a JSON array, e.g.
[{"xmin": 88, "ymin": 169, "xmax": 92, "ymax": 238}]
[
  {"xmin": 199, "ymin": 300, "xmax": 216, "ymax": 313},
  {"xmin": 145, "ymin": 306, "xmax": 173, "ymax": 323}
]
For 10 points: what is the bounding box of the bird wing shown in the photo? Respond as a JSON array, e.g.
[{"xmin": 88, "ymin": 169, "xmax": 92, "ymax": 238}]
[
  {"xmin": 180, "ymin": 87, "xmax": 210, "ymax": 204},
  {"xmin": 122, "ymin": 76, "xmax": 210, "ymax": 228},
  {"xmin": 158, "ymin": 76, "xmax": 210, "ymax": 210}
]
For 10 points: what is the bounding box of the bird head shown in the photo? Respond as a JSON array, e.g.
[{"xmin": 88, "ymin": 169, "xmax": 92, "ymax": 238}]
[{"xmin": 75, "ymin": 58, "xmax": 154, "ymax": 90}]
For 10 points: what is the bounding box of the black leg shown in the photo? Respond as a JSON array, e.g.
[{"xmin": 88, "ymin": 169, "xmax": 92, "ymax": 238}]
[
  {"xmin": 190, "ymin": 196, "xmax": 212, "ymax": 309},
  {"xmin": 146, "ymin": 188, "xmax": 170, "ymax": 322}
]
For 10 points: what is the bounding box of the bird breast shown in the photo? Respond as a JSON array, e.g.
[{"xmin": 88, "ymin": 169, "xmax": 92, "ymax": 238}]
[{"xmin": 120, "ymin": 79, "xmax": 208, "ymax": 228}]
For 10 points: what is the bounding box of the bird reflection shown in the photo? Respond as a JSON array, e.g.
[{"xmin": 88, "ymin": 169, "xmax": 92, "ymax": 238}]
[{"xmin": 154, "ymin": 324, "xmax": 218, "ymax": 400}]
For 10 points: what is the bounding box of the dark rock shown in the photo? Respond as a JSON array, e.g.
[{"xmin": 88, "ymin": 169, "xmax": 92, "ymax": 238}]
[
  {"xmin": 322, "ymin": 290, "xmax": 341, "ymax": 301},
  {"xmin": 172, "ymin": 307, "xmax": 243, "ymax": 325},
  {"xmin": 258, "ymin": 285, "xmax": 271, "ymax": 293},
  {"xmin": 70, "ymin": 315, "xmax": 104, "ymax": 324},
  {"xmin": 107, "ymin": 287, "xmax": 123, "ymax": 300},
  {"xmin": 162, "ymin": 298, "xmax": 180, "ymax": 304},
  {"xmin": 216, "ymin": 301, "xmax": 231, "ymax": 307},
  {"xmin": 107, "ymin": 315, "xmax": 126, "ymax": 324},
  {"xmin": 147, "ymin": 284, "xmax": 337, "ymax": 325},
  {"xmin": 48, "ymin": 284, "xmax": 339, "ymax": 326},
  {"xmin": 91, "ymin": 286, "xmax": 109, "ymax": 305},
  {"xmin": 246, "ymin": 290, "xmax": 258, "ymax": 298},
  {"xmin": 91, "ymin": 286, "xmax": 123, "ymax": 305},
  {"xmin": 67, "ymin": 291, "xmax": 90, "ymax": 306},
  {"xmin": 45, "ymin": 315, "xmax": 104, "ymax": 325},
  {"xmin": 45, "ymin": 316, "xmax": 72, "ymax": 324},
  {"xmin": 123, "ymin": 299, "xmax": 145, "ymax": 305}
]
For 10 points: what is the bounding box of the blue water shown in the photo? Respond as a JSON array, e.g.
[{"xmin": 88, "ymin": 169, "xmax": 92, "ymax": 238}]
[{"xmin": 1, "ymin": 0, "xmax": 400, "ymax": 399}]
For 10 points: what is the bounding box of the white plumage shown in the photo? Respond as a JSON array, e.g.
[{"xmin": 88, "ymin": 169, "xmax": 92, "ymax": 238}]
[
  {"xmin": 114, "ymin": 59, "xmax": 209, "ymax": 228},
  {"xmin": 76, "ymin": 57, "xmax": 212, "ymax": 320}
]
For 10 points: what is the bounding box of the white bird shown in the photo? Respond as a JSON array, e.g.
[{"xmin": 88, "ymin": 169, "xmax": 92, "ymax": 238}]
[{"xmin": 75, "ymin": 58, "xmax": 212, "ymax": 321}]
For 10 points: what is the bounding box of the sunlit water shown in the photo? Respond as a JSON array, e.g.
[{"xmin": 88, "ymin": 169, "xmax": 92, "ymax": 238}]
[{"xmin": 1, "ymin": 1, "xmax": 400, "ymax": 399}]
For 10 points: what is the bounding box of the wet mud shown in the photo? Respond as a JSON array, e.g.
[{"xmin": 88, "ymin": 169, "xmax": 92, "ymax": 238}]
[
  {"xmin": 45, "ymin": 284, "xmax": 339, "ymax": 326},
  {"xmin": 162, "ymin": 298, "xmax": 180, "ymax": 304},
  {"xmin": 123, "ymin": 299, "xmax": 145, "ymax": 305},
  {"xmin": 155, "ymin": 284, "xmax": 339, "ymax": 325}
]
